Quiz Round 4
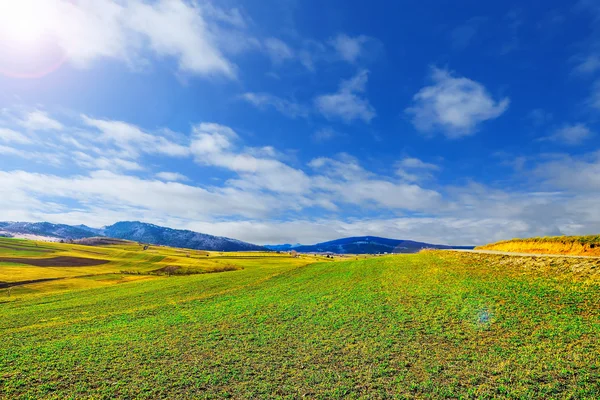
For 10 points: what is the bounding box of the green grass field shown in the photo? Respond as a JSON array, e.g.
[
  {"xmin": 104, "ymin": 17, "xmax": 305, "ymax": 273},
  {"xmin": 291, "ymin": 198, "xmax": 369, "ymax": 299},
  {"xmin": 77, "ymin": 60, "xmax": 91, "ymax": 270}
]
[{"xmin": 1, "ymin": 238, "xmax": 599, "ymax": 398}]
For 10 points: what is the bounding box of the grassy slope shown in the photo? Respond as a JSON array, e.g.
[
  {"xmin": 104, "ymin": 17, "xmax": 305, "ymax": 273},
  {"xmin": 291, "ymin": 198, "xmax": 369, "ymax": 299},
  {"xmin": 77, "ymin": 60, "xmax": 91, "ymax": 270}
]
[
  {"xmin": 1, "ymin": 249, "xmax": 598, "ymax": 398},
  {"xmin": 0, "ymin": 237, "xmax": 328, "ymax": 299},
  {"xmin": 477, "ymin": 235, "xmax": 600, "ymax": 256}
]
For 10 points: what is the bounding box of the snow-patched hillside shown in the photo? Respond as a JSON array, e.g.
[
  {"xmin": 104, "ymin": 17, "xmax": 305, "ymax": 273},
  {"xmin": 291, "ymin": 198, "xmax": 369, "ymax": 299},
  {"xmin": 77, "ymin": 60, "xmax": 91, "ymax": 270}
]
[
  {"xmin": 0, "ymin": 221, "xmax": 266, "ymax": 252},
  {"xmin": 103, "ymin": 221, "xmax": 266, "ymax": 251}
]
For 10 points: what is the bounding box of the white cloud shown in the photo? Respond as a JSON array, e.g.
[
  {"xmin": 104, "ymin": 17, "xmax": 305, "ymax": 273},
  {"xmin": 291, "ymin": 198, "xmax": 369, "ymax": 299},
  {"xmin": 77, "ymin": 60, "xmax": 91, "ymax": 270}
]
[
  {"xmin": 191, "ymin": 123, "xmax": 313, "ymax": 195},
  {"xmin": 309, "ymin": 155, "xmax": 441, "ymax": 211},
  {"xmin": 0, "ymin": 145, "xmax": 63, "ymax": 166},
  {"xmin": 588, "ymin": 80, "xmax": 600, "ymax": 111},
  {"xmin": 3, "ymin": 108, "xmax": 600, "ymax": 246},
  {"xmin": 82, "ymin": 115, "xmax": 190, "ymax": 158},
  {"xmin": 406, "ymin": 67, "xmax": 509, "ymax": 138},
  {"xmin": 395, "ymin": 157, "xmax": 440, "ymax": 182},
  {"xmin": 398, "ymin": 157, "xmax": 440, "ymax": 170},
  {"xmin": 0, "ymin": 128, "xmax": 31, "ymax": 144},
  {"xmin": 534, "ymin": 151, "xmax": 600, "ymax": 192},
  {"xmin": 329, "ymin": 34, "xmax": 370, "ymax": 63},
  {"xmin": 0, "ymin": 169, "xmax": 283, "ymax": 221},
  {"xmin": 546, "ymin": 123, "xmax": 593, "ymax": 145},
  {"xmin": 18, "ymin": 111, "xmax": 64, "ymax": 131},
  {"xmin": 73, "ymin": 151, "xmax": 144, "ymax": 172},
  {"xmin": 126, "ymin": 0, "xmax": 235, "ymax": 76},
  {"xmin": 0, "ymin": 0, "xmax": 236, "ymax": 78},
  {"xmin": 4, "ymin": 164, "xmax": 599, "ymax": 245},
  {"xmin": 240, "ymin": 93, "xmax": 309, "ymax": 118},
  {"xmin": 200, "ymin": 4, "xmax": 247, "ymax": 29},
  {"xmin": 315, "ymin": 70, "xmax": 376, "ymax": 123},
  {"xmin": 183, "ymin": 217, "xmax": 539, "ymax": 246},
  {"xmin": 311, "ymin": 127, "xmax": 339, "ymax": 142},
  {"xmin": 190, "ymin": 124, "xmax": 442, "ymax": 211},
  {"xmin": 260, "ymin": 33, "xmax": 382, "ymax": 72},
  {"xmin": 155, "ymin": 171, "xmax": 189, "ymax": 182},
  {"xmin": 264, "ymin": 37, "xmax": 294, "ymax": 64},
  {"xmin": 573, "ymin": 53, "xmax": 600, "ymax": 75}
]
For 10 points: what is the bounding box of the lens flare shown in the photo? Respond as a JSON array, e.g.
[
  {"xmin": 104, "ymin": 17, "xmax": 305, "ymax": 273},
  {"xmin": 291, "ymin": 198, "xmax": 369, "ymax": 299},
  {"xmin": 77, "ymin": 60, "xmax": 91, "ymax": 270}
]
[
  {"xmin": 0, "ymin": 0, "xmax": 67, "ymax": 78},
  {"xmin": 0, "ymin": 1, "xmax": 48, "ymax": 44}
]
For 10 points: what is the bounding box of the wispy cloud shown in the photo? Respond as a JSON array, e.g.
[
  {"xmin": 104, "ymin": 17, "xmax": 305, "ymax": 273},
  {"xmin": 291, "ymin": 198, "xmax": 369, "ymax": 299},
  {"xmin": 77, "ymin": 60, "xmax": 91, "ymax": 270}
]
[
  {"xmin": 311, "ymin": 127, "xmax": 339, "ymax": 143},
  {"xmin": 18, "ymin": 110, "xmax": 64, "ymax": 131},
  {"xmin": 528, "ymin": 109, "xmax": 553, "ymax": 127},
  {"xmin": 263, "ymin": 37, "xmax": 295, "ymax": 64},
  {"xmin": 260, "ymin": 33, "xmax": 382, "ymax": 71},
  {"xmin": 545, "ymin": 123, "xmax": 593, "ymax": 146},
  {"xmin": 82, "ymin": 116, "xmax": 190, "ymax": 159},
  {"xmin": 240, "ymin": 93, "xmax": 309, "ymax": 118},
  {"xmin": 191, "ymin": 123, "xmax": 313, "ymax": 195},
  {"xmin": 155, "ymin": 172, "xmax": 190, "ymax": 182},
  {"xmin": 0, "ymin": 145, "xmax": 63, "ymax": 166},
  {"xmin": 588, "ymin": 80, "xmax": 600, "ymax": 111},
  {"xmin": 329, "ymin": 34, "xmax": 378, "ymax": 63},
  {"xmin": 450, "ymin": 17, "xmax": 487, "ymax": 50},
  {"xmin": 314, "ymin": 70, "xmax": 376, "ymax": 123},
  {"xmin": 573, "ymin": 53, "xmax": 600, "ymax": 75},
  {"xmin": 0, "ymin": 128, "xmax": 31, "ymax": 144},
  {"xmin": 73, "ymin": 151, "xmax": 144, "ymax": 172},
  {"xmin": 243, "ymin": 70, "xmax": 377, "ymax": 122},
  {"xmin": 395, "ymin": 157, "xmax": 441, "ymax": 182}
]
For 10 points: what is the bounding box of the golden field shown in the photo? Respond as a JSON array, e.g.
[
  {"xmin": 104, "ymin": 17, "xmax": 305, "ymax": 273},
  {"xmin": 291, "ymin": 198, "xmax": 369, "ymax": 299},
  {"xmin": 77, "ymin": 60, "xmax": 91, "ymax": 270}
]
[{"xmin": 477, "ymin": 235, "xmax": 600, "ymax": 256}]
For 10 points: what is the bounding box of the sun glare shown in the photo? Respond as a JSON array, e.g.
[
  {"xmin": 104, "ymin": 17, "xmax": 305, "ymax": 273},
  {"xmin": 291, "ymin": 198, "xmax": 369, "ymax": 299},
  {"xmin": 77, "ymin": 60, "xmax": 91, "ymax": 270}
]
[
  {"xmin": 0, "ymin": 0, "xmax": 66, "ymax": 78},
  {"xmin": 0, "ymin": 1, "xmax": 50, "ymax": 45}
]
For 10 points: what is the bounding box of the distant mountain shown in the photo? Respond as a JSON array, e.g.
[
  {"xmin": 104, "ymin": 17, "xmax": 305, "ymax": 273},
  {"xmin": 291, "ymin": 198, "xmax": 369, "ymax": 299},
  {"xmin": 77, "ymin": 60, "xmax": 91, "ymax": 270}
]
[
  {"xmin": 0, "ymin": 222, "xmax": 98, "ymax": 240},
  {"xmin": 103, "ymin": 221, "xmax": 266, "ymax": 252},
  {"xmin": 263, "ymin": 243, "xmax": 302, "ymax": 251},
  {"xmin": 0, "ymin": 221, "xmax": 266, "ymax": 252},
  {"xmin": 73, "ymin": 224, "xmax": 105, "ymax": 236},
  {"xmin": 0, "ymin": 221, "xmax": 473, "ymax": 254},
  {"xmin": 292, "ymin": 236, "xmax": 474, "ymax": 254}
]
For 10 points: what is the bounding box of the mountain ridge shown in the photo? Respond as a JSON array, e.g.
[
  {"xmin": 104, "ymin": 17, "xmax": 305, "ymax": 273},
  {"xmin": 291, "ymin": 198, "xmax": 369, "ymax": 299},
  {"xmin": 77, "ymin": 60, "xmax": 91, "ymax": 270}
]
[
  {"xmin": 272, "ymin": 236, "xmax": 474, "ymax": 254},
  {"xmin": 0, "ymin": 222, "xmax": 473, "ymax": 254},
  {"xmin": 0, "ymin": 221, "xmax": 266, "ymax": 252}
]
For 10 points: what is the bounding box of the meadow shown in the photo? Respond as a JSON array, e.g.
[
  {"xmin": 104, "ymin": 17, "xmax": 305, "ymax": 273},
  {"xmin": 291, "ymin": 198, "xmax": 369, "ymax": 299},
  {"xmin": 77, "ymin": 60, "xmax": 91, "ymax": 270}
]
[
  {"xmin": 0, "ymin": 238, "xmax": 599, "ymax": 398},
  {"xmin": 478, "ymin": 235, "xmax": 600, "ymax": 256},
  {"xmin": 0, "ymin": 237, "xmax": 330, "ymax": 299}
]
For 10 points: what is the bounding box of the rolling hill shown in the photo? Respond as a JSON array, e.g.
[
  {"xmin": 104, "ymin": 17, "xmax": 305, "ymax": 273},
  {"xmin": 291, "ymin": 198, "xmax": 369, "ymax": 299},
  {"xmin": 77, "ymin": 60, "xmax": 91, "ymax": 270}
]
[{"xmin": 289, "ymin": 236, "xmax": 474, "ymax": 254}]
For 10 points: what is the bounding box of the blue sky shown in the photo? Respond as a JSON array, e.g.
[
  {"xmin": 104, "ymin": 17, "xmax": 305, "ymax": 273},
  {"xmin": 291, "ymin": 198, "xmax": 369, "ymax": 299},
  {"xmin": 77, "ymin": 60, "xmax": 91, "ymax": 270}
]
[{"xmin": 0, "ymin": 0, "xmax": 599, "ymax": 245}]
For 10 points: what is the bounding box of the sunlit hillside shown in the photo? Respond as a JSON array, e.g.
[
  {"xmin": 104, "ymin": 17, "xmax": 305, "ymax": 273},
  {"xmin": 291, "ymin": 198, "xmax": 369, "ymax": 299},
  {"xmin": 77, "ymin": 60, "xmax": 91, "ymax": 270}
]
[
  {"xmin": 0, "ymin": 237, "xmax": 332, "ymax": 299},
  {"xmin": 477, "ymin": 235, "xmax": 600, "ymax": 256}
]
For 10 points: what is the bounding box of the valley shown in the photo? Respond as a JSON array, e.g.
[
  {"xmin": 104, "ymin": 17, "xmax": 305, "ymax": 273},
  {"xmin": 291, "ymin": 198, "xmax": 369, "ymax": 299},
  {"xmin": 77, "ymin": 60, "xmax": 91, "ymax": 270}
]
[{"xmin": 0, "ymin": 237, "xmax": 598, "ymax": 398}]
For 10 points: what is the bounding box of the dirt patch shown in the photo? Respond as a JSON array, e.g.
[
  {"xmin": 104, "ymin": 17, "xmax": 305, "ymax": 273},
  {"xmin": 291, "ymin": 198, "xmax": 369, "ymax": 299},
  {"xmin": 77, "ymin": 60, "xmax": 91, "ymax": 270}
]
[
  {"xmin": 0, "ymin": 244, "xmax": 53, "ymax": 253},
  {"xmin": 72, "ymin": 237, "xmax": 132, "ymax": 246},
  {"xmin": 152, "ymin": 265, "xmax": 182, "ymax": 274},
  {"xmin": 121, "ymin": 264, "xmax": 241, "ymax": 276},
  {"xmin": 0, "ymin": 256, "xmax": 110, "ymax": 267},
  {"xmin": 0, "ymin": 278, "xmax": 62, "ymax": 289}
]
